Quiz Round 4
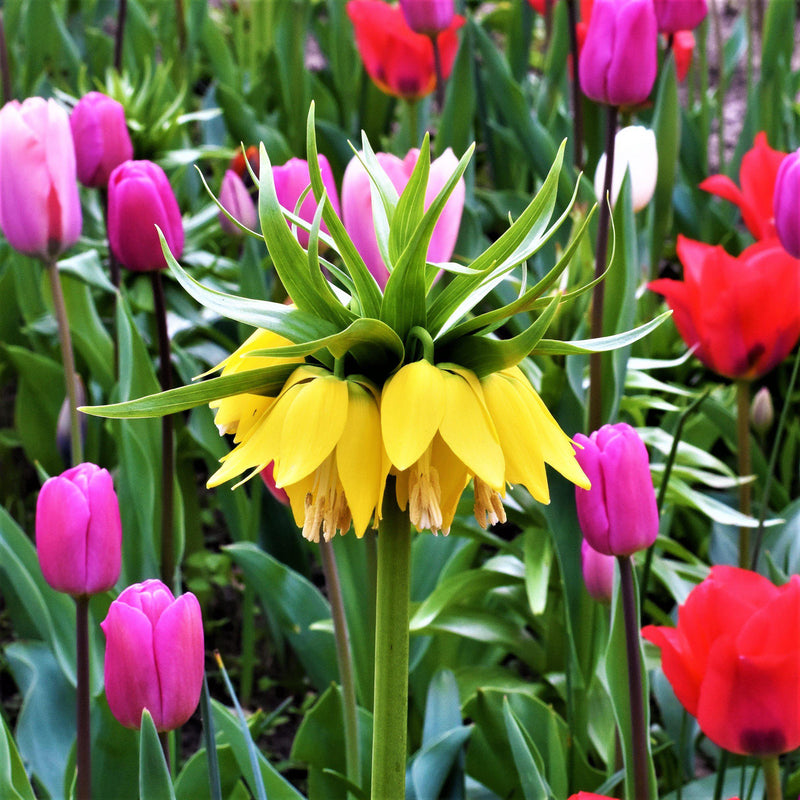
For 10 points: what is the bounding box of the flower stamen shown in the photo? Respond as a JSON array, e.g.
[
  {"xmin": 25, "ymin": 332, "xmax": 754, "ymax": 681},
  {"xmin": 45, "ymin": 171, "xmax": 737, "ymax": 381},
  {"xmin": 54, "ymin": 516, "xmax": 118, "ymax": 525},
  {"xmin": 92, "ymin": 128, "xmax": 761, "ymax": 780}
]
[
  {"xmin": 301, "ymin": 454, "xmax": 352, "ymax": 543},
  {"xmin": 473, "ymin": 476, "xmax": 506, "ymax": 529},
  {"xmin": 408, "ymin": 448, "xmax": 444, "ymax": 534}
]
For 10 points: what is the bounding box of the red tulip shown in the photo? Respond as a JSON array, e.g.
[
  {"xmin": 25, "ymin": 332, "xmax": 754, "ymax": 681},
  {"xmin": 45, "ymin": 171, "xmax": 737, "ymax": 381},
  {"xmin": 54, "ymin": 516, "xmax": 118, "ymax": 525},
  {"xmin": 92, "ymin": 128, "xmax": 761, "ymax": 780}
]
[
  {"xmin": 699, "ymin": 132, "xmax": 787, "ymax": 241},
  {"xmin": 346, "ymin": 0, "xmax": 464, "ymax": 100},
  {"xmin": 649, "ymin": 235, "xmax": 800, "ymax": 381},
  {"xmin": 672, "ymin": 30, "xmax": 695, "ymax": 82},
  {"xmin": 643, "ymin": 567, "xmax": 800, "ymax": 756}
]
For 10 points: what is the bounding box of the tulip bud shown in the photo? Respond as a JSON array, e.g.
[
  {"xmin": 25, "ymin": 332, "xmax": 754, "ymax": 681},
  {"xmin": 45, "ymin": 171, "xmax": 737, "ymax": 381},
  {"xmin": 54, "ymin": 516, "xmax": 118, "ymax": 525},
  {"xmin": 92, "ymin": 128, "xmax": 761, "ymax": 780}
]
[
  {"xmin": 750, "ymin": 386, "xmax": 774, "ymax": 435},
  {"xmin": 101, "ymin": 579, "xmax": 204, "ymax": 732},
  {"xmin": 0, "ymin": 97, "xmax": 82, "ymax": 259},
  {"xmin": 672, "ymin": 30, "xmax": 695, "ymax": 82},
  {"xmin": 581, "ymin": 539, "xmax": 615, "ymax": 603},
  {"xmin": 653, "ymin": 0, "xmax": 707, "ymax": 33},
  {"xmin": 593, "ymin": 125, "xmax": 658, "ymax": 212},
  {"xmin": 36, "ymin": 463, "xmax": 122, "ymax": 597},
  {"xmin": 70, "ymin": 92, "xmax": 134, "ymax": 189},
  {"xmin": 272, "ymin": 156, "xmax": 341, "ymax": 249},
  {"xmin": 260, "ymin": 461, "xmax": 290, "ymax": 506},
  {"xmin": 399, "ymin": 0, "xmax": 455, "ymax": 36},
  {"xmin": 579, "ymin": 0, "xmax": 658, "ymax": 107},
  {"xmin": 218, "ymin": 169, "xmax": 257, "ymax": 235},
  {"xmin": 573, "ymin": 423, "xmax": 659, "ymax": 556},
  {"xmin": 773, "ymin": 148, "xmax": 800, "ymax": 259},
  {"xmin": 108, "ymin": 160, "xmax": 184, "ymax": 271}
]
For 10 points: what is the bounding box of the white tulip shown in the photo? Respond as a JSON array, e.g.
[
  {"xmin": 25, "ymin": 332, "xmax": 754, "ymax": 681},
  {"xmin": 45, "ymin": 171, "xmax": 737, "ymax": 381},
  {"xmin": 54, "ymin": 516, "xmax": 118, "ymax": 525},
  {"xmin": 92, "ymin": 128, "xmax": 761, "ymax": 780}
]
[{"xmin": 593, "ymin": 125, "xmax": 658, "ymax": 213}]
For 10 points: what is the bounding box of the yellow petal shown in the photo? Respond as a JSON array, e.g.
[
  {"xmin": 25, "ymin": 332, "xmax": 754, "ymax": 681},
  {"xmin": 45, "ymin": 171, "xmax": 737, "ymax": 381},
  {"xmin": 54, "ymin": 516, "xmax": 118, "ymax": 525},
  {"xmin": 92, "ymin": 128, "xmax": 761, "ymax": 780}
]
[
  {"xmin": 283, "ymin": 473, "xmax": 315, "ymax": 529},
  {"xmin": 482, "ymin": 371, "xmax": 550, "ymax": 503},
  {"xmin": 275, "ymin": 375, "xmax": 348, "ymax": 486},
  {"xmin": 381, "ymin": 361, "xmax": 445, "ymax": 470},
  {"xmin": 337, "ymin": 383, "xmax": 384, "ymax": 537},
  {"xmin": 431, "ymin": 434, "xmax": 470, "ymax": 532},
  {"xmin": 504, "ymin": 368, "xmax": 589, "ymax": 490},
  {"xmin": 438, "ymin": 368, "xmax": 505, "ymax": 491}
]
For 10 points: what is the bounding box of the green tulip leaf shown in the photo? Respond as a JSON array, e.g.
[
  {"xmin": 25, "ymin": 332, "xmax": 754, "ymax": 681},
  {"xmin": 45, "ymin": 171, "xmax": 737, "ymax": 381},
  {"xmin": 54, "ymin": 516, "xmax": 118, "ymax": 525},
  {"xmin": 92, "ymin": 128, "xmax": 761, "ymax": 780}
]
[
  {"xmin": 388, "ymin": 135, "xmax": 430, "ymax": 266},
  {"xmin": 0, "ymin": 714, "xmax": 36, "ymax": 800},
  {"xmin": 81, "ymin": 363, "xmax": 298, "ymax": 419},
  {"xmin": 502, "ymin": 697, "xmax": 553, "ymax": 800},
  {"xmin": 139, "ymin": 710, "xmax": 176, "ymax": 800}
]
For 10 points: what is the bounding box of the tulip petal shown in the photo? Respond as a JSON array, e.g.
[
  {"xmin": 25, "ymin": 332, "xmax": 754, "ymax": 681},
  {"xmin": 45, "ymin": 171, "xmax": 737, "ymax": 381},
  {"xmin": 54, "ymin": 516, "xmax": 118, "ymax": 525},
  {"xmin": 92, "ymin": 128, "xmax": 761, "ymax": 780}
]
[{"xmin": 84, "ymin": 467, "xmax": 122, "ymax": 594}]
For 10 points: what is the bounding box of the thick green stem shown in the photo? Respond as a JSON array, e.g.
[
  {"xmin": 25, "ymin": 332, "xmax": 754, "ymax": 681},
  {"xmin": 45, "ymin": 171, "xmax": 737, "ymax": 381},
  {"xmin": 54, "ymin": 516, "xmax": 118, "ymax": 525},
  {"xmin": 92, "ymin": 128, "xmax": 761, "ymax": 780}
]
[
  {"xmin": 46, "ymin": 259, "xmax": 83, "ymax": 465},
  {"xmin": 431, "ymin": 34, "xmax": 446, "ymax": 111},
  {"xmin": 76, "ymin": 596, "xmax": 91, "ymax": 800},
  {"xmin": 402, "ymin": 99, "xmax": 420, "ymax": 151},
  {"xmin": 320, "ymin": 540, "xmax": 360, "ymax": 796},
  {"xmin": 371, "ymin": 489, "xmax": 411, "ymax": 800},
  {"xmin": 617, "ymin": 556, "xmax": 649, "ymax": 800},
  {"xmin": 763, "ymin": 756, "xmax": 782, "ymax": 800},
  {"xmin": 588, "ymin": 104, "xmax": 618, "ymax": 432},
  {"xmin": 736, "ymin": 380, "xmax": 752, "ymax": 569},
  {"xmin": 565, "ymin": 0, "xmax": 584, "ymax": 171},
  {"xmin": 152, "ymin": 272, "xmax": 176, "ymax": 589}
]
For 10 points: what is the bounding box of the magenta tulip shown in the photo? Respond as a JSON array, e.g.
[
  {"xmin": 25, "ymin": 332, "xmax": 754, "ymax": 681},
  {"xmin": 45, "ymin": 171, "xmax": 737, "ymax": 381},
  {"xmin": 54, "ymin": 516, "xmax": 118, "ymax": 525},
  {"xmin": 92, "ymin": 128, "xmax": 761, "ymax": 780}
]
[
  {"xmin": 581, "ymin": 539, "xmax": 615, "ymax": 603},
  {"xmin": 219, "ymin": 169, "xmax": 257, "ymax": 234},
  {"xmin": 399, "ymin": 0, "xmax": 456, "ymax": 35},
  {"xmin": 0, "ymin": 97, "xmax": 82, "ymax": 259},
  {"xmin": 108, "ymin": 160, "xmax": 184, "ymax": 271},
  {"xmin": 272, "ymin": 155, "xmax": 340, "ymax": 249},
  {"xmin": 70, "ymin": 91, "xmax": 133, "ymax": 188},
  {"xmin": 101, "ymin": 579, "xmax": 204, "ymax": 732},
  {"xmin": 36, "ymin": 463, "xmax": 121, "ymax": 597},
  {"xmin": 579, "ymin": 0, "xmax": 658, "ymax": 107},
  {"xmin": 342, "ymin": 147, "xmax": 465, "ymax": 288},
  {"xmin": 573, "ymin": 423, "xmax": 659, "ymax": 556},
  {"xmin": 652, "ymin": 0, "xmax": 707, "ymax": 33},
  {"xmin": 773, "ymin": 148, "xmax": 800, "ymax": 258}
]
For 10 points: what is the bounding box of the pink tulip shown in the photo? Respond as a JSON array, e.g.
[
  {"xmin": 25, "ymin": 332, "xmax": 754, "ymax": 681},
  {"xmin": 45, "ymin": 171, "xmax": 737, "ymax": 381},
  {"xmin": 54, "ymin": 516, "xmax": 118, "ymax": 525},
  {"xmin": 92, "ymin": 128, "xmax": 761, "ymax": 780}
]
[
  {"xmin": 70, "ymin": 91, "xmax": 133, "ymax": 188},
  {"xmin": 773, "ymin": 148, "xmax": 800, "ymax": 258},
  {"xmin": 399, "ymin": 0, "xmax": 456, "ymax": 35},
  {"xmin": 581, "ymin": 539, "xmax": 615, "ymax": 603},
  {"xmin": 0, "ymin": 97, "xmax": 82, "ymax": 259},
  {"xmin": 101, "ymin": 579, "xmax": 204, "ymax": 731},
  {"xmin": 573, "ymin": 423, "xmax": 659, "ymax": 556},
  {"xmin": 579, "ymin": 0, "xmax": 658, "ymax": 107},
  {"xmin": 652, "ymin": 0, "xmax": 707, "ymax": 33},
  {"xmin": 342, "ymin": 147, "xmax": 465, "ymax": 288},
  {"xmin": 36, "ymin": 463, "xmax": 122, "ymax": 597},
  {"xmin": 108, "ymin": 160, "xmax": 184, "ymax": 271},
  {"xmin": 272, "ymin": 155, "xmax": 340, "ymax": 249},
  {"xmin": 219, "ymin": 169, "xmax": 257, "ymax": 234}
]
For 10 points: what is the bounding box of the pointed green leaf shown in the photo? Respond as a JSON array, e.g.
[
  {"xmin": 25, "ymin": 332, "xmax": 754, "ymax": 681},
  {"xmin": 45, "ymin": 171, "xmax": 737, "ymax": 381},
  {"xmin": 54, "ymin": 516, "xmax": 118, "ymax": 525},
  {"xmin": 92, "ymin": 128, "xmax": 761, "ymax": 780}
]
[
  {"xmin": 502, "ymin": 698, "xmax": 553, "ymax": 800},
  {"xmin": 139, "ymin": 710, "xmax": 176, "ymax": 800},
  {"xmin": 257, "ymin": 143, "xmax": 355, "ymax": 328},
  {"xmin": 535, "ymin": 312, "xmax": 672, "ymax": 355},
  {"xmin": 306, "ymin": 104, "xmax": 382, "ymax": 317},
  {"xmin": 388, "ymin": 135, "xmax": 430, "ymax": 265},
  {"xmin": 0, "ymin": 682, "xmax": 41, "ymax": 800},
  {"xmin": 81, "ymin": 363, "xmax": 297, "ymax": 419}
]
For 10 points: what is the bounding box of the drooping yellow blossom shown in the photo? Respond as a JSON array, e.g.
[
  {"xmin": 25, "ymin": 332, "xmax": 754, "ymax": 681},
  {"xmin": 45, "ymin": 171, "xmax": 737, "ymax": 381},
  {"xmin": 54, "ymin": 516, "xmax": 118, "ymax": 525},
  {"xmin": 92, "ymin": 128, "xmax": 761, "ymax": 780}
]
[
  {"xmin": 209, "ymin": 328, "xmax": 300, "ymax": 442},
  {"xmin": 381, "ymin": 360, "xmax": 589, "ymax": 534},
  {"xmin": 209, "ymin": 364, "xmax": 389, "ymax": 542}
]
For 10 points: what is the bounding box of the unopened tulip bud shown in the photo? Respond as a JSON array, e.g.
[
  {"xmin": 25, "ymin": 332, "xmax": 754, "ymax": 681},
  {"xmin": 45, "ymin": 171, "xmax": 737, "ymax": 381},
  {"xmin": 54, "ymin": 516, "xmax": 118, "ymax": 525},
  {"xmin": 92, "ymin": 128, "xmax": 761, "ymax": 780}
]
[
  {"xmin": 773, "ymin": 149, "xmax": 800, "ymax": 259},
  {"xmin": 0, "ymin": 98, "xmax": 82, "ymax": 259},
  {"xmin": 581, "ymin": 539, "xmax": 615, "ymax": 603},
  {"xmin": 399, "ymin": 0, "xmax": 455, "ymax": 35},
  {"xmin": 653, "ymin": 0, "xmax": 707, "ymax": 33},
  {"xmin": 36, "ymin": 463, "xmax": 122, "ymax": 597},
  {"xmin": 750, "ymin": 387, "xmax": 774, "ymax": 435},
  {"xmin": 573, "ymin": 423, "xmax": 659, "ymax": 556},
  {"xmin": 218, "ymin": 169, "xmax": 257, "ymax": 234},
  {"xmin": 593, "ymin": 125, "xmax": 658, "ymax": 212},
  {"xmin": 108, "ymin": 160, "xmax": 184, "ymax": 271},
  {"xmin": 101, "ymin": 579, "xmax": 204, "ymax": 732},
  {"xmin": 70, "ymin": 92, "xmax": 134, "ymax": 188},
  {"xmin": 579, "ymin": 0, "xmax": 658, "ymax": 107}
]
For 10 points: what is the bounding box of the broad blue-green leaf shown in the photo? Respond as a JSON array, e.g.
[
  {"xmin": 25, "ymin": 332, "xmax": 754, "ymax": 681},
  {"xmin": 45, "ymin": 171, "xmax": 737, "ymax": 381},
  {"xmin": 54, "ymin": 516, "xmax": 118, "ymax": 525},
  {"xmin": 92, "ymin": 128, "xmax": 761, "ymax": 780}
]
[
  {"xmin": 502, "ymin": 698, "xmax": 552, "ymax": 800},
  {"xmin": 139, "ymin": 710, "xmax": 176, "ymax": 800},
  {"xmin": 409, "ymin": 726, "xmax": 473, "ymax": 800}
]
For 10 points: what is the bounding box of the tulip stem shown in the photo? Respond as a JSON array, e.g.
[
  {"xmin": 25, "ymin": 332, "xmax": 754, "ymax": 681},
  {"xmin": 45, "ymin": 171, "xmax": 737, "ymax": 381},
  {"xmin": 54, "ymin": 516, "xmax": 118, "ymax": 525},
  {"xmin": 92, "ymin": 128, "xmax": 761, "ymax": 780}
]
[
  {"xmin": 736, "ymin": 380, "xmax": 752, "ymax": 569},
  {"xmin": 46, "ymin": 259, "xmax": 83, "ymax": 466},
  {"xmin": 617, "ymin": 556, "xmax": 650, "ymax": 800},
  {"xmin": 151, "ymin": 272, "xmax": 176, "ymax": 590},
  {"xmin": 371, "ymin": 484, "xmax": 411, "ymax": 800},
  {"xmin": 763, "ymin": 756, "xmax": 782, "ymax": 800},
  {"xmin": 588, "ymin": 104, "xmax": 618, "ymax": 432},
  {"xmin": 76, "ymin": 596, "xmax": 91, "ymax": 800},
  {"xmin": 565, "ymin": 0, "xmax": 584, "ymax": 172},
  {"xmin": 0, "ymin": 12, "xmax": 11, "ymax": 105},
  {"xmin": 431, "ymin": 34, "xmax": 446, "ymax": 111},
  {"xmin": 114, "ymin": 0, "xmax": 127, "ymax": 72},
  {"xmin": 319, "ymin": 540, "xmax": 360, "ymax": 797}
]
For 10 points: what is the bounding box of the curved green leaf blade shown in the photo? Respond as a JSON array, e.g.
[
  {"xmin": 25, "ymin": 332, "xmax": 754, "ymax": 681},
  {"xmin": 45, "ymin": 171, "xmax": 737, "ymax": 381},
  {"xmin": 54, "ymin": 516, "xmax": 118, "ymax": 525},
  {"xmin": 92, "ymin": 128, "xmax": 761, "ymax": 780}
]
[{"xmin": 139, "ymin": 710, "xmax": 176, "ymax": 800}]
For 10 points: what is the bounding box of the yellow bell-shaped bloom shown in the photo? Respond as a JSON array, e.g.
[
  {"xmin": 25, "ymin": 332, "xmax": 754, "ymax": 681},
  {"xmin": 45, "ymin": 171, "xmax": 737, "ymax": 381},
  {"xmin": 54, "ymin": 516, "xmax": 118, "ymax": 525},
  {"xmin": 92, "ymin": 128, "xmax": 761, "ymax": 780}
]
[
  {"xmin": 209, "ymin": 365, "xmax": 389, "ymax": 542},
  {"xmin": 209, "ymin": 328, "xmax": 300, "ymax": 442}
]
